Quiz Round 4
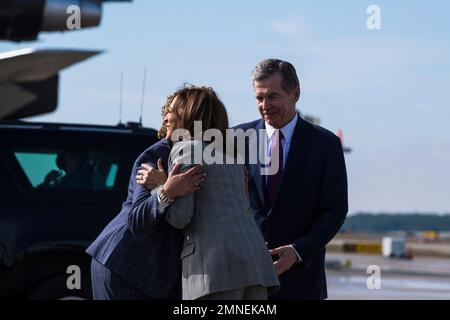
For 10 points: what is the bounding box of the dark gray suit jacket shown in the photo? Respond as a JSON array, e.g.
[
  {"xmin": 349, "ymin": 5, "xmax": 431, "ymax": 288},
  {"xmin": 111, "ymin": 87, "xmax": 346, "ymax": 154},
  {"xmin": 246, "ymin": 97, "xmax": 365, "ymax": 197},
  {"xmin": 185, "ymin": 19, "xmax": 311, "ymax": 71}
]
[{"xmin": 234, "ymin": 115, "xmax": 348, "ymax": 299}]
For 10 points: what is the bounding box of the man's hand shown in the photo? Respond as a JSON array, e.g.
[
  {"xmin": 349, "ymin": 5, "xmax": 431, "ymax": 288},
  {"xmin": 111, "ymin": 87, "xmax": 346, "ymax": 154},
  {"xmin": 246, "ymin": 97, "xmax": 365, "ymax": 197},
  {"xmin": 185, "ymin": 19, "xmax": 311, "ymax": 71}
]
[
  {"xmin": 270, "ymin": 245, "xmax": 299, "ymax": 276},
  {"xmin": 162, "ymin": 163, "xmax": 206, "ymax": 200},
  {"xmin": 136, "ymin": 159, "xmax": 168, "ymax": 189}
]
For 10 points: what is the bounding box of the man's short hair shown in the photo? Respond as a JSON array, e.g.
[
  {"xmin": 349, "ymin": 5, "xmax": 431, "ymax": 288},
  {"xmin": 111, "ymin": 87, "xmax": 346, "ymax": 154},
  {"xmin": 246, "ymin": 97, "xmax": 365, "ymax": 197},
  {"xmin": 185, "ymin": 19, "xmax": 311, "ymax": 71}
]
[{"xmin": 251, "ymin": 58, "xmax": 300, "ymax": 93}]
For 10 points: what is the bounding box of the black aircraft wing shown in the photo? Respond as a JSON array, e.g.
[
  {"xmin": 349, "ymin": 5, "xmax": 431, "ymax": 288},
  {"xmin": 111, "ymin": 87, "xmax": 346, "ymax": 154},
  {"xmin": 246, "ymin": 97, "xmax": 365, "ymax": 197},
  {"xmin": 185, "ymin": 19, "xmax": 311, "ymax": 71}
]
[{"xmin": 0, "ymin": 48, "xmax": 101, "ymax": 120}]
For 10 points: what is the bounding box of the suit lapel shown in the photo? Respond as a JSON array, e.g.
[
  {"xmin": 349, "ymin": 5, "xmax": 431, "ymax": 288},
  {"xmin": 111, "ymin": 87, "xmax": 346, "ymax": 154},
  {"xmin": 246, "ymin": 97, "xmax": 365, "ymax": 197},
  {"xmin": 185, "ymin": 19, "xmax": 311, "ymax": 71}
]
[
  {"xmin": 249, "ymin": 119, "xmax": 268, "ymax": 209},
  {"xmin": 160, "ymin": 138, "xmax": 171, "ymax": 173},
  {"xmin": 268, "ymin": 115, "xmax": 312, "ymax": 215}
]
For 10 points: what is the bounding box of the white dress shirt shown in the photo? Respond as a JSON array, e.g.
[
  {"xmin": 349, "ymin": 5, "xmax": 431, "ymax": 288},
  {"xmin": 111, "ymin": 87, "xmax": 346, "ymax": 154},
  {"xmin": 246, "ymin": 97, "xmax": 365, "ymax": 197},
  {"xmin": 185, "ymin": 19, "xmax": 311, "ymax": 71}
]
[{"xmin": 264, "ymin": 114, "xmax": 298, "ymax": 168}]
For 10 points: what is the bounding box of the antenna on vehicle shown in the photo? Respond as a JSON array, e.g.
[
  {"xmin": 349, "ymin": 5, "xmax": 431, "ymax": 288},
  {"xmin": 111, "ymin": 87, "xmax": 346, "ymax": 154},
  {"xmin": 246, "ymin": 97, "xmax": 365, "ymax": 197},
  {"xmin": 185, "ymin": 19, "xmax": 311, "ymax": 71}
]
[
  {"xmin": 139, "ymin": 67, "xmax": 147, "ymax": 127},
  {"xmin": 118, "ymin": 71, "xmax": 124, "ymax": 126}
]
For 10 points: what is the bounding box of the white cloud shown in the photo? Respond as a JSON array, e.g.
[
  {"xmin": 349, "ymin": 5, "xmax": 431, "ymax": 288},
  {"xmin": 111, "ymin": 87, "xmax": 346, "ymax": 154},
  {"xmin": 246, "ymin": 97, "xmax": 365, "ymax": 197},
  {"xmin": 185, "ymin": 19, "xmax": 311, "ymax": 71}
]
[{"xmin": 271, "ymin": 15, "xmax": 310, "ymax": 38}]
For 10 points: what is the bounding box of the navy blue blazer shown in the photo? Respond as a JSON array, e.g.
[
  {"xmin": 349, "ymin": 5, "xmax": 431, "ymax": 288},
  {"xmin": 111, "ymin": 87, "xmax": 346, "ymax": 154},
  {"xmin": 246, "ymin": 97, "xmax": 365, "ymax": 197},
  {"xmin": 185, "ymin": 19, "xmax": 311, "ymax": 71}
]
[
  {"xmin": 234, "ymin": 115, "xmax": 348, "ymax": 299},
  {"xmin": 86, "ymin": 138, "xmax": 183, "ymax": 299}
]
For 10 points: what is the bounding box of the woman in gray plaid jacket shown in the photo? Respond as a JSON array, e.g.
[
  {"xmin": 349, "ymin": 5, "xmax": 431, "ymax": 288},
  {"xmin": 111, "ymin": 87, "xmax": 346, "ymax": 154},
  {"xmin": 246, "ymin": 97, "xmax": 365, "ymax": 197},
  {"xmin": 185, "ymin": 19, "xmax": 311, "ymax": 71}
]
[{"xmin": 156, "ymin": 85, "xmax": 280, "ymax": 300}]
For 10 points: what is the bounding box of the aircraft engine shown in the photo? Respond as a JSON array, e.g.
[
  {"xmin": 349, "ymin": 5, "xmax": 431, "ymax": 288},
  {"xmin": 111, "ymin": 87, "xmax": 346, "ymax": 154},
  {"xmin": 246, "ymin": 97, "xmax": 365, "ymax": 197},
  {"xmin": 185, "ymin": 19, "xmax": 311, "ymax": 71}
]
[{"xmin": 0, "ymin": 0, "xmax": 128, "ymax": 41}]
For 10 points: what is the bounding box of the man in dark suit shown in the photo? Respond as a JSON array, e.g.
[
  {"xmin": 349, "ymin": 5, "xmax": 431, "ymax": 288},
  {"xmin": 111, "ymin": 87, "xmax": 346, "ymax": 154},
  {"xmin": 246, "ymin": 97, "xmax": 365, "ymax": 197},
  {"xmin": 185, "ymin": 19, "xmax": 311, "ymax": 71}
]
[
  {"xmin": 235, "ymin": 59, "xmax": 348, "ymax": 300},
  {"xmin": 86, "ymin": 116, "xmax": 205, "ymax": 299}
]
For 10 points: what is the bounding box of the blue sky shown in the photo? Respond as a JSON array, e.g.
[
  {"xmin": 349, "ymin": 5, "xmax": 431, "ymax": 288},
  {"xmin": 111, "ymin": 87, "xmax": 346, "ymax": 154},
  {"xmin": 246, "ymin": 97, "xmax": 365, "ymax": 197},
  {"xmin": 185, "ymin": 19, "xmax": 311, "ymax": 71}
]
[{"xmin": 1, "ymin": 0, "xmax": 449, "ymax": 214}]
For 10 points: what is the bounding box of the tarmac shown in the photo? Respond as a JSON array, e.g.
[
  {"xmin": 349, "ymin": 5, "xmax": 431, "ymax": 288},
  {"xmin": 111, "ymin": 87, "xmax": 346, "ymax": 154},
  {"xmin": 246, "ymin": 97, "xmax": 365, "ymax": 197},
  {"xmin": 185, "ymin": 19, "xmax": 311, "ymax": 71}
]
[{"xmin": 326, "ymin": 252, "xmax": 450, "ymax": 300}]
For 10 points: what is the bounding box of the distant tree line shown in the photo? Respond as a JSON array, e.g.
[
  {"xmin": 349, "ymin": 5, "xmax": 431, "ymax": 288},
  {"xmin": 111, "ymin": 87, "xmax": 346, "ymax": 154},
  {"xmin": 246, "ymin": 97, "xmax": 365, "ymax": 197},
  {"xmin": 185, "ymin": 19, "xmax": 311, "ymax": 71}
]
[{"xmin": 341, "ymin": 213, "xmax": 450, "ymax": 232}]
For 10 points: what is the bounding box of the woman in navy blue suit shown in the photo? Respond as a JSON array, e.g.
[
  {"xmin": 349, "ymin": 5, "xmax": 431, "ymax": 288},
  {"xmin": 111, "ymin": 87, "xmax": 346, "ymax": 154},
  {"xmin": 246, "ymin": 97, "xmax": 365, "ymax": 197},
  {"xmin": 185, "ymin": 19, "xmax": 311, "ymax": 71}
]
[{"xmin": 87, "ymin": 95, "xmax": 205, "ymax": 300}]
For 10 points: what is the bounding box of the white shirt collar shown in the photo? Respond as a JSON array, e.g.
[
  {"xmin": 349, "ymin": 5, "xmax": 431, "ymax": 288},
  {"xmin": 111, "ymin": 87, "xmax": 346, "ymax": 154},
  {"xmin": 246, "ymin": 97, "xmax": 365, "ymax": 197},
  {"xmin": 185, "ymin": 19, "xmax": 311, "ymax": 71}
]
[{"xmin": 265, "ymin": 114, "xmax": 298, "ymax": 143}]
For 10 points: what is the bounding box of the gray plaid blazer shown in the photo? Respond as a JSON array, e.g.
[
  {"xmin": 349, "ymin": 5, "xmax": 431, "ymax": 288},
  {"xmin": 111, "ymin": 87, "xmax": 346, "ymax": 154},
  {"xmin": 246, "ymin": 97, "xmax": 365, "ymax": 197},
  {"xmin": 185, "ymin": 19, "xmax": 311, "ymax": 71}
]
[{"xmin": 164, "ymin": 140, "xmax": 280, "ymax": 300}]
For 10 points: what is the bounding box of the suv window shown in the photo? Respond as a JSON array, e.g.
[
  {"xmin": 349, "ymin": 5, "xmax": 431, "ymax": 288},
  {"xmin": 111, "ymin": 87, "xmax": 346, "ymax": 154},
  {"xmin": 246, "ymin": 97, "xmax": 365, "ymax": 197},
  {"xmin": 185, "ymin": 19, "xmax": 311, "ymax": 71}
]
[{"xmin": 14, "ymin": 149, "xmax": 119, "ymax": 190}]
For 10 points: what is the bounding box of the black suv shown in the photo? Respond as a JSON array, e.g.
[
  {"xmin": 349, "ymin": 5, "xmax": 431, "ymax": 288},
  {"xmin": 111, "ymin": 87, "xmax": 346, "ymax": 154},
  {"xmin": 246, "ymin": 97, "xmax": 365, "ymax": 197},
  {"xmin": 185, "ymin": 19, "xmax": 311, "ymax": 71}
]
[{"xmin": 0, "ymin": 121, "xmax": 158, "ymax": 299}]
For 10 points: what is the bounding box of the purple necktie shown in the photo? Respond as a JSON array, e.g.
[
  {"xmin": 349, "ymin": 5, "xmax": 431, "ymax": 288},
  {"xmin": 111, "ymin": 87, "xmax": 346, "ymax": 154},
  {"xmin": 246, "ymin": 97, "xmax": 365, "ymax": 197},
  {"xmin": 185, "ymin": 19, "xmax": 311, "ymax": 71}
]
[{"xmin": 267, "ymin": 129, "xmax": 284, "ymax": 208}]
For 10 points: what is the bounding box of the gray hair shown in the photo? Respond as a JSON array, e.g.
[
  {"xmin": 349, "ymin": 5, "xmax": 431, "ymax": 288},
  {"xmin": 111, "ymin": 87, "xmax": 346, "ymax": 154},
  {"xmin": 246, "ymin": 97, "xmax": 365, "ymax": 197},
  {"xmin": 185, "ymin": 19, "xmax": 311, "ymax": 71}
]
[{"xmin": 251, "ymin": 59, "xmax": 300, "ymax": 93}]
